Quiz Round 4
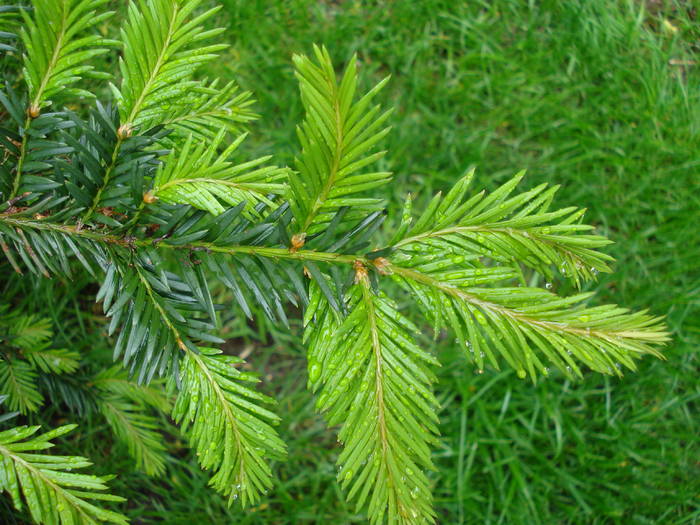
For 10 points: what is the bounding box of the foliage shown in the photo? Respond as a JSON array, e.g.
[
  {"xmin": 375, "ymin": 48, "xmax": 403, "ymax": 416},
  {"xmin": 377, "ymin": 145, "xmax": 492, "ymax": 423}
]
[
  {"xmin": 289, "ymin": 46, "xmax": 392, "ymax": 236},
  {"xmin": 306, "ymin": 281, "xmax": 440, "ymax": 524},
  {"xmin": 0, "ymin": 0, "xmax": 672, "ymax": 524},
  {"xmin": 0, "ymin": 396, "xmax": 128, "ymax": 524},
  {"xmin": 150, "ymin": 130, "xmax": 287, "ymax": 216}
]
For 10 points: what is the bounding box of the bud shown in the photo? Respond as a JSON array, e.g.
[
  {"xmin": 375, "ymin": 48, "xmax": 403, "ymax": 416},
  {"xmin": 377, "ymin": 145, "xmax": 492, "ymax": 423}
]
[
  {"xmin": 27, "ymin": 104, "xmax": 40, "ymax": 119},
  {"xmin": 143, "ymin": 191, "xmax": 157, "ymax": 204},
  {"xmin": 117, "ymin": 123, "xmax": 133, "ymax": 139},
  {"xmin": 290, "ymin": 233, "xmax": 306, "ymax": 252},
  {"xmin": 353, "ymin": 260, "xmax": 368, "ymax": 284},
  {"xmin": 372, "ymin": 257, "xmax": 392, "ymax": 275}
]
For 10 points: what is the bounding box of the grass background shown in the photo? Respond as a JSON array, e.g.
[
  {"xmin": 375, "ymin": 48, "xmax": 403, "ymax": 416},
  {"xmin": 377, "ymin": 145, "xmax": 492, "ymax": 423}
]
[
  {"xmin": 199, "ymin": 1, "xmax": 700, "ymax": 522},
  {"xmin": 5, "ymin": 0, "xmax": 700, "ymax": 523}
]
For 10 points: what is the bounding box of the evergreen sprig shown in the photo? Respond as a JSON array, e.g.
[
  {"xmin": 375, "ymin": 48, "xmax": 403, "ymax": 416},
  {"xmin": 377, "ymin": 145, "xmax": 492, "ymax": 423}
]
[
  {"xmin": 157, "ymin": 78, "xmax": 257, "ymax": 142},
  {"xmin": 0, "ymin": 359, "xmax": 43, "ymax": 414},
  {"xmin": 20, "ymin": 0, "xmax": 116, "ymax": 112},
  {"xmin": 93, "ymin": 367, "xmax": 170, "ymax": 476},
  {"xmin": 0, "ymin": 295, "xmax": 171, "ymax": 479},
  {"xmin": 173, "ymin": 347, "xmax": 286, "ymax": 506},
  {"xmin": 112, "ymin": 0, "xmax": 226, "ymax": 131},
  {"xmin": 0, "ymin": 1, "xmax": 670, "ymax": 523},
  {"xmin": 384, "ymin": 172, "xmax": 669, "ymax": 380},
  {"xmin": 0, "ymin": 311, "xmax": 79, "ymax": 413},
  {"xmin": 150, "ymin": 130, "xmax": 287, "ymax": 216},
  {"xmin": 0, "ymin": 400, "xmax": 128, "ymax": 525},
  {"xmin": 390, "ymin": 170, "xmax": 614, "ymax": 287},
  {"xmin": 306, "ymin": 280, "xmax": 440, "ymax": 524},
  {"xmin": 289, "ymin": 46, "xmax": 393, "ymax": 237}
]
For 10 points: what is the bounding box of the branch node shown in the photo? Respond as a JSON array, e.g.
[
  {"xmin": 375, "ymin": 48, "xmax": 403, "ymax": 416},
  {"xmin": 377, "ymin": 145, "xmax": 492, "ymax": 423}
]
[
  {"xmin": 27, "ymin": 104, "xmax": 40, "ymax": 119},
  {"xmin": 143, "ymin": 191, "xmax": 157, "ymax": 204},
  {"xmin": 117, "ymin": 123, "xmax": 133, "ymax": 139},
  {"xmin": 290, "ymin": 233, "xmax": 306, "ymax": 252},
  {"xmin": 372, "ymin": 257, "xmax": 392, "ymax": 275},
  {"xmin": 353, "ymin": 260, "xmax": 368, "ymax": 284}
]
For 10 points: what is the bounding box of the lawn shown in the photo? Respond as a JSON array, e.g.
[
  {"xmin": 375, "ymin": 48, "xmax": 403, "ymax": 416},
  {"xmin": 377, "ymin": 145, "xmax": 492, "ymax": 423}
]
[
  {"xmin": 5, "ymin": 1, "xmax": 699, "ymax": 523},
  {"xmin": 208, "ymin": 2, "xmax": 700, "ymax": 522}
]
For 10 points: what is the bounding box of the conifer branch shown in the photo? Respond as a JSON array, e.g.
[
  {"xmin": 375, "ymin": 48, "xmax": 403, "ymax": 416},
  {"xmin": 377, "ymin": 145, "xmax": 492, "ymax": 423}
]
[
  {"xmin": 173, "ymin": 347, "xmax": 286, "ymax": 505},
  {"xmin": 10, "ymin": 0, "xmax": 116, "ymax": 199},
  {"xmin": 390, "ymin": 263, "xmax": 669, "ymax": 379},
  {"xmin": 106, "ymin": 257, "xmax": 285, "ymax": 504},
  {"xmin": 0, "ymin": 358, "xmax": 43, "ymax": 414},
  {"xmin": 289, "ymin": 46, "xmax": 393, "ymax": 237},
  {"xmin": 98, "ymin": 395, "xmax": 167, "ymax": 477},
  {"xmin": 306, "ymin": 279, "xmax": 440, "ymax": 524},
  {"xmin": 90, "ymin": 367, "xmax": 169, "ymax": 476},
  {"xmin": 0, "ymin": 7, "xmax": 673, "ymax": 521},
  {"xmin": 389, "ymin": 170, "xmax": 614, "ymax": 287},
  {"xmin": 0, "ymin": 215, "xmax": 366, "ymax": 266},
  {"xmin": 112, "ymin": 0, "xmax": 226, "ymax": 131},
  {"xmin": 0, "ymin": 419, "xmax": 128, "ymax": 525},
  {"xmin": 21, "ymin": 0, "xmax": 114, "ymax": 111},
  {"xmin": 149, "ymin": 131, "xmax": 287, "ymax": 216},
  {"xmin": 157, "ymin": 79, "xmax": 257, "ymax": 141}
]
